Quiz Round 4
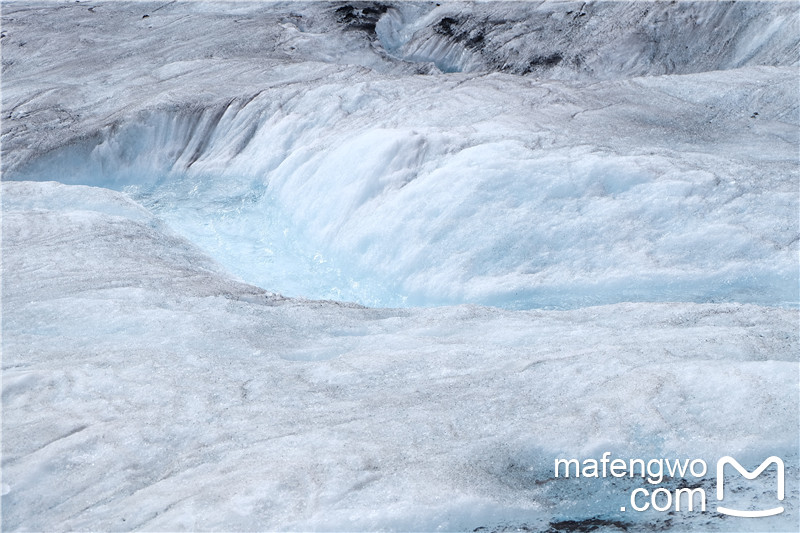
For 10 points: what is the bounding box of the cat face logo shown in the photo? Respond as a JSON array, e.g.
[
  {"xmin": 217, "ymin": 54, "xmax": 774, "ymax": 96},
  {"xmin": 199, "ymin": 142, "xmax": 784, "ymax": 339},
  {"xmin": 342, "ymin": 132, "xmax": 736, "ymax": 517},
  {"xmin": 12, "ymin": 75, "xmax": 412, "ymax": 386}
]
[{"xmin": 716, "ymin": 456, "xmax": 784, "ymax": 518}]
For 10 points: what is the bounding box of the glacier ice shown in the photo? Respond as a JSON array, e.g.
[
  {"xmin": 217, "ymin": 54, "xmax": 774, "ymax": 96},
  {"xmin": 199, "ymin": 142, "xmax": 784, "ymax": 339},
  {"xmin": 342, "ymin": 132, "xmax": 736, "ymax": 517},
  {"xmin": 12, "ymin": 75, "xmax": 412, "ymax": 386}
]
[
  {"xmin": 1, "ymin": 1, "xmax": 799, "ymax": 531},
  {"xmin": 3, "ymin": 180, "xmax": 798, "ymax": 531},
  {"xmin": 6, "ymin": 57, "xmax": 798, "ymax": 309}
]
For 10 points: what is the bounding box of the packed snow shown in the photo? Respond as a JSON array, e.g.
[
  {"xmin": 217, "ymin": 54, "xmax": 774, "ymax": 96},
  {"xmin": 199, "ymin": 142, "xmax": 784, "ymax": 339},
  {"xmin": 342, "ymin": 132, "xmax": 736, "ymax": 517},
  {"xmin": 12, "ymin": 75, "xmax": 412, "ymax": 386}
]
[{"xmin": 2, "ymin": 1, "xmax": 798, "ymax": 531}]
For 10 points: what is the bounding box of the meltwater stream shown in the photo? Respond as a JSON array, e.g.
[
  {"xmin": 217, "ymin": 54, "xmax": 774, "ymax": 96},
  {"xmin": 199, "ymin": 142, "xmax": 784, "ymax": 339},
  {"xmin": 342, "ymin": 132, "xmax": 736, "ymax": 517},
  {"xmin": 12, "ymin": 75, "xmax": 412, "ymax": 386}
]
[
  {"xmin": 123, "ymin": 174, "xmax": 408, "ymax": 307},
  {"xmin": 14, "ymin": 121, "xmax": 798, "ymax": 312}
]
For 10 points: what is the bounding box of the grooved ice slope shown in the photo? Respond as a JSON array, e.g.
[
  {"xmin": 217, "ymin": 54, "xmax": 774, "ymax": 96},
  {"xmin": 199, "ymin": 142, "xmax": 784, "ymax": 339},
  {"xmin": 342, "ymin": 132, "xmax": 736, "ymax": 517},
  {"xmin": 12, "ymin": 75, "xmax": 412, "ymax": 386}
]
[{"xmin": 9, "ymin": 67, "xmax": 799, "ymax": 308}]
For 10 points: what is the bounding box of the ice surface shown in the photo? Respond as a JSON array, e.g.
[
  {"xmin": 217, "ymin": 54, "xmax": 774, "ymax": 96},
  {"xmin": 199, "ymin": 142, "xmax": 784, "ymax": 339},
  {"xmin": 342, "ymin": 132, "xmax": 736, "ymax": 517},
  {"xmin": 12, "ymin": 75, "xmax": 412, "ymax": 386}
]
[
  {"xmin": 3, "ymin": 180, "xmax": 798, "ymax": 531},
  {"xmin": 378, "ymin": 1, "xmax": 800, "ymax": 76},
  {"xmin": 2, "ymin": 1, "xmax": 799, "ymax": 531},
  {"xmin": 5, "ymin": 32, "xmax": 798, "ymax": 308}
]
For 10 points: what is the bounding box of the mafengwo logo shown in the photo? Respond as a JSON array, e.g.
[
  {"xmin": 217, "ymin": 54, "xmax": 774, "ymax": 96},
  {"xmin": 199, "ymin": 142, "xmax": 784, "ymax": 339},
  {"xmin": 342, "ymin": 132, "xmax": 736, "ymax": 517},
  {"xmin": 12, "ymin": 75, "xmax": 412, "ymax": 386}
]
[
  {"xmin": 554, "ymin": 453, "xmax": 785, "ymax": 517},
  {"xmin": 717, "ymin": 456, "xmax": 784, "ymax": 518}
]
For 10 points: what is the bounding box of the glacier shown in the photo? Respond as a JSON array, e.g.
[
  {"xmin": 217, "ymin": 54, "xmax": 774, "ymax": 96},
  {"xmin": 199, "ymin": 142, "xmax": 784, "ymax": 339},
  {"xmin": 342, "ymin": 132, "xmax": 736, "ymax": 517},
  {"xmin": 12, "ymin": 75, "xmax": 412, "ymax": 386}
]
[{"xmin": 2, "ymin": 1, "xmax": 799, "ymax": 531}]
